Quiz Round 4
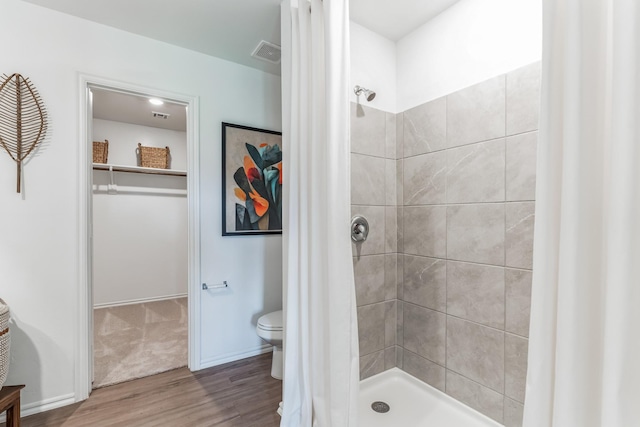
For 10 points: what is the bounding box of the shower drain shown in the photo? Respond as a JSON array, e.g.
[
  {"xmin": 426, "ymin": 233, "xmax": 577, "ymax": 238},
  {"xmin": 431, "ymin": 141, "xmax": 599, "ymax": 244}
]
[{"xmin": 371, "ymin": 401, "xmax": 390, "ymax": 413}]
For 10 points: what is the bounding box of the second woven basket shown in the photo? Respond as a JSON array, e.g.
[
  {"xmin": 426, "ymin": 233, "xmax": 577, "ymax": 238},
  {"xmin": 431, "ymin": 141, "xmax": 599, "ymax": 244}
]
[{"xmin": 137, "ymin": 143, "xmax": 170, "ymax": 169}]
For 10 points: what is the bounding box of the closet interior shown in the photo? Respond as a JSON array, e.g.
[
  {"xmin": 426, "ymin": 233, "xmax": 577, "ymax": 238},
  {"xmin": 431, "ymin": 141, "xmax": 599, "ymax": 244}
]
[{"xmin": 90, "ymin": 88, "xmax": 188, "ymax": 388}]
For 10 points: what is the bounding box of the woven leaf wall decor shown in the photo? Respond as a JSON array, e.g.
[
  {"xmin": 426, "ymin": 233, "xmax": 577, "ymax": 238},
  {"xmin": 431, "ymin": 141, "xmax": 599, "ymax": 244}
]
[{"xmin": 0, "ymin": 73, "xmax": 48, "ymax": 193}]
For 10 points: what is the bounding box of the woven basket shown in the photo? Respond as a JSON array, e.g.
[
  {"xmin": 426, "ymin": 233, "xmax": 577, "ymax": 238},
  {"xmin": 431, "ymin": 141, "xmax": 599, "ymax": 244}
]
[
  {"xmin": 137, "ymin": 143, "xmax": 170, "ymax": 169},
  {"xmin": 93, "ymin": 140, "xmax": 109, "ymax": 163},
  {"xmin": 0, "ymin": 299, "xmax": 9, "ymax": 389}
]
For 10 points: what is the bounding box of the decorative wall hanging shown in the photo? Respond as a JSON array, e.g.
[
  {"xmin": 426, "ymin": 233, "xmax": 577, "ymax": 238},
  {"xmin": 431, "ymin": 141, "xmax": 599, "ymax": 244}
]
[
  {"xmin": 0, "ymin": 73, "xmax": 48, "ymax": 193},
  {"xmin": 222, "ymin": 122, "xmax": 282, "ymax": 236}
]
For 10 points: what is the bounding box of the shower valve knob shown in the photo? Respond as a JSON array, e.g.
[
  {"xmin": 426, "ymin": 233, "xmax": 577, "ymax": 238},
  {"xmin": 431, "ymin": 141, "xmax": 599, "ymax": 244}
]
[{"xmin": 351, "ymin": 216, "xmax": 369, "ymax": 242}]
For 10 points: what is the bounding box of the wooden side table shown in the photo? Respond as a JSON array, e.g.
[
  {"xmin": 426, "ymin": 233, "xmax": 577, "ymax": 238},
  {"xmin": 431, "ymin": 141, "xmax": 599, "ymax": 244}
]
[{"xmin": 0, "ymin": 386, "xmax": 25, "ymax": 427}]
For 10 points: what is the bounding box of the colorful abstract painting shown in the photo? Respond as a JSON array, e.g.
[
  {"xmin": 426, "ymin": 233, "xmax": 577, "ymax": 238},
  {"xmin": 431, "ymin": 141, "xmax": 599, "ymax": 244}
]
[{"xmin": 222, "ymin": 122, "xmax": 282, "ymax": 235}]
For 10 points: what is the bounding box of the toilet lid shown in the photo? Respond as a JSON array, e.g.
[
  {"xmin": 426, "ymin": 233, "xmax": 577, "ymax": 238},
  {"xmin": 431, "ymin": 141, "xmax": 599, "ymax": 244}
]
[{"xmin": 258, "ymin": 310, "xmax": 283, "ymax": 331}]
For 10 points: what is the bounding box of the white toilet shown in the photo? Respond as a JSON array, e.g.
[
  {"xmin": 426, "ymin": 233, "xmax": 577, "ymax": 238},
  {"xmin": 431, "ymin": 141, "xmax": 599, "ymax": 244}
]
[{"xmin": 256, "ymin": 310, "xmax": 283, "ymax": 380}]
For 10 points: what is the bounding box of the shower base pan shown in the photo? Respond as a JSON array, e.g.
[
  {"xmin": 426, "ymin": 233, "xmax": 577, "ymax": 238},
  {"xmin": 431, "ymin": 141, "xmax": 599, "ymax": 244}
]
[{"xmin": 359, "ymin": 368, "xmax": 502, "ymax": 427}]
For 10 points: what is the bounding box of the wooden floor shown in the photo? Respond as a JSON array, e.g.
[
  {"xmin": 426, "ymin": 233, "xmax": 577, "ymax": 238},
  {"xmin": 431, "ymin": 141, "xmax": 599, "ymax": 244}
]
[{"xmin": 9, "ymin": 353, "xmax": 282, "ymax": 427}]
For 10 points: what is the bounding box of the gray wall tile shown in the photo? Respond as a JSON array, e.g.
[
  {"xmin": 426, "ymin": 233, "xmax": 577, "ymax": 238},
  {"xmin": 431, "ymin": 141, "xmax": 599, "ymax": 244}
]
[
  {"xmin": 396, "ymin": 205, "xmax": 404, "ymax": 253},
  {"xmin": 351, "ymin": 153, "xmax": 386, "ymax": 205},
  {"xmin": 396, "ymin": 346, "xmax": 404, "ymax": 369},
  {"xmin": 447, "ymin": 76, "xmax": 506, "ymax": 148},
  {"xmin": 396, "ymin": 113, "xmax": 404, "ymax": 159},
  {"xmin": 447, "ymin": 204, "xmax": 505, "ymax": 265},
  {"xmin": 385, "ymin": 159, "xmax": 397, "ymax": 206},
  {"xmin": 403, "ymin": 206, "xmax": 447, "ymax": 258},
  {"xmin": 504, "ymin": 397, "xmax": 524, "ymax": 427},
  {"xmin": 447, "ymin": 139, "xmax": 505, "ymax": 203},
  {"xmin": 384, "ymin": 254, "xmax": 398, "ymax": 301},
  {"xmin": 403, "ymin": 96, "xmax": 447, "ymax": 156},
  {"xmin": 403, "ymin": 151, "xmax": 447, "ymax": 205},
  {"xmin": 385, "ymin": 347, "xmax": 397, "ymax": 370},
  {"xmin": 385, "ymin": 207, "xmax": 398, "ymax": 253},
  {"xmin": 506, "ymin": 62, "xmax": 541, "ymax": 136},
  {"xmin": 403, "ymin": 350, "xmax": 446, "ymax": 391},
  {"xmin": 351, "ymin": 205, "xmax": 385, "ymax": 256},
  {"xmin": 447, "ymin": 316, "xmax": 505, "ymax": 392},
  {"xmin": 385, "ymin": 112, "xmax": 397, "ymax": 159},
  {"xmin": 403, "ymin": 255, "xmax": 446, "ymax": 312},
  {"xmin": 506, "ymin": 132, "xmax": 537, "ymax": 201},
  {"xmin": 447, "ymin": 261, "xmax": 505, "ymax": 329},
  {"xmin": 358, "ymin": 302, "xmax": 386, "ymax": 356},
  {"xmin": 446, "ymin": 370, "xmax": 504, "ymax": 423},
  {"xmin": 360, "ymin": 350, "xmax": 385, "ymax": 380},
  {"xmin": 505, "ymin": 269, "xmax": 532, "ymax": 337},
  {"xmin": 397, "ymin": 254, "xmax": 404, "ymax": 300},
  {"xmin": 396, "ymin": 159, "xmax": 404, "ymax": 206},
  {"xmin": 505, "ymin": 202, "xmax": 535, "ymax": 269},
  {"xmin": 505, "ymin": 334, "xmax": 528, "ymax": 403},
  {"xmin": 403, "ymin": 303, "xmax": 446, "ymax": 365},
  {"xmin": 353, "ymin": 255, "xmax": 386, "ymax": 307},
  {"xmin": 397, "ymin": 300, "xmax": 404, "ymax": 347},
  {"xmin": 351, "ymin": 102, "xmax": 386, "ymax": 157},
  {"xmin": 385, "ymin": 300, "xmax": 397, "ymax": 347}
]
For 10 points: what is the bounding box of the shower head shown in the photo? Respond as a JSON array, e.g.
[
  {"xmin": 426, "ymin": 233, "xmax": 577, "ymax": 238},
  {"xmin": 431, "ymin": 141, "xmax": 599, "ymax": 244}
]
[{"xmin": 354, "ymin": 85, "xmax": 376, "ymax": 102}]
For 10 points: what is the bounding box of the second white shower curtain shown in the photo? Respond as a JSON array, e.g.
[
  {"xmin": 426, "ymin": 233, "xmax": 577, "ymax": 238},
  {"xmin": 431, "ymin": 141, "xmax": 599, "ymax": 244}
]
[
  {"xmin": 524, "ymin": 0, "xmax": 640, "ymax": 426},
  {"xmin": 280, "ymin": 0, "xmax": 359, "ymax": 426}
]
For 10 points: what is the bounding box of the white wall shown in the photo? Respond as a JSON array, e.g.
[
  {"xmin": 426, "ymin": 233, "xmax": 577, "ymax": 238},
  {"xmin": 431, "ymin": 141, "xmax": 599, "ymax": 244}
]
[
  {"xmin": 350, "ymin": 0, "xmax": 542, "ymax": 113},
  {"xmin": 396, "ymin": 0, "xmax": 542, "ymax": 111},
  {"xmin": 92, "ymin": 120, "xmax": 188, "ymax": 307},
  {"xmin": 0, "ymin": 0, "xmax": 282, "ymax": 413},
  {"xmin": 350, "ymin": 21, "xmax": 397, "ymax": 113},
  {"xmin": 93, "ymin": 119, "xmax": 187, "ymax": 170}
]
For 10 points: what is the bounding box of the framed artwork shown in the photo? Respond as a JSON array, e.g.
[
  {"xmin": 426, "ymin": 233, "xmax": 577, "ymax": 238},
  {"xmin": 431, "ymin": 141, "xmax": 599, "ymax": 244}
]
[{"xmin": 222, "ymin": 122, "xmax": 283, "ymax": 236}]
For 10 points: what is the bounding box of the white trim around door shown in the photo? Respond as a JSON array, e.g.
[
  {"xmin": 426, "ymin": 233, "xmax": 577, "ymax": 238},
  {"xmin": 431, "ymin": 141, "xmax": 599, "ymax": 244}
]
[{"xmin": 76, "ymin": 74, "xmax": 201, "ymax": 402}]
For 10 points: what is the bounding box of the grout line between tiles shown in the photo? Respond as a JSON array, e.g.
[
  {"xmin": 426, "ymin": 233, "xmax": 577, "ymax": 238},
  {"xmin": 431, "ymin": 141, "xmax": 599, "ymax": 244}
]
[
  {"xmin": 350, "ymin": 151, "xmax": 388, "ymax": 160},
  {"xmin": 502, "ymin": 84, "xmax": 509, "ymax": 399},
  {"xmin": 402, "ymin": 200, "xmax": 536, "ymax": 208}
]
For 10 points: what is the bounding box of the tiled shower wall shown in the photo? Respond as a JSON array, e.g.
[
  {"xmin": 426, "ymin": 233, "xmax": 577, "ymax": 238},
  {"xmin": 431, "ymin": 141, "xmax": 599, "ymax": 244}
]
[
  {"xmin": 351, "ymin": 102, "xmax": 401, "ymax": 380},
  {"xmin": 352, "ymin": 62, "xmax": 540, "ymax": 426}
]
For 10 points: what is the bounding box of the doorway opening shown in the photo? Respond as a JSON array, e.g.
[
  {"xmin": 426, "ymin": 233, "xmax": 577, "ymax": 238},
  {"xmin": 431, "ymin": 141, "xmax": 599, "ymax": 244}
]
[
  {"xmin": 91, "ymin": 88, "xmax": 188, "ymax": 388},
  {"xmin": 77, "ymin": 75, "xmax": 200, "ymax": 400}
]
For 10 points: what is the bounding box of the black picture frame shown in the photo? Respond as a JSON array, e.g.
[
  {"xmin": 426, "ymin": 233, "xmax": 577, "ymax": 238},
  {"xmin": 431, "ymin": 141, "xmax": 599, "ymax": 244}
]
[{"xmin": 221, "ymin": 122, "xmax": 283, "ymax": 236}]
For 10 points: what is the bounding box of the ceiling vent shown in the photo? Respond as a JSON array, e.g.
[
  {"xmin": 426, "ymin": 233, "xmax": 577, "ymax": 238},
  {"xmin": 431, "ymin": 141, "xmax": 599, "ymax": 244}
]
[
  {"xmin": 152, "ymin": 111, "xmax": 170, "ymax": 119},
  {"xmin": 251, "ymin": 40, "xmax": 281, "ymax": 64}
]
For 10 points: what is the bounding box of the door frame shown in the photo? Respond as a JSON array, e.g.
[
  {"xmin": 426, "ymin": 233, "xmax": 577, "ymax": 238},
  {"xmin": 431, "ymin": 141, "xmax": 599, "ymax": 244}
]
[{"xmin": 76, "ymin": 74, "xmax": 201, "ymax": 400}]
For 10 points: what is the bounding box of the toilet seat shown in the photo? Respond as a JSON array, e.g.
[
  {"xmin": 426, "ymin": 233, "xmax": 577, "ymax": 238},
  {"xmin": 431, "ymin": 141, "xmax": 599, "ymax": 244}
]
[{"xmin": 257, "ymin": 310, "xmax": 283, "ymax": 332}]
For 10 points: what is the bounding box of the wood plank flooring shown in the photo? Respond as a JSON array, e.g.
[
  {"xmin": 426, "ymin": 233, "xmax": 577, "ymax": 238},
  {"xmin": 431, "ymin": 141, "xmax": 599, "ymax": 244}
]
[{"xmin": 9, "ymin": 353, "xmax": 282, "ymax": 427}]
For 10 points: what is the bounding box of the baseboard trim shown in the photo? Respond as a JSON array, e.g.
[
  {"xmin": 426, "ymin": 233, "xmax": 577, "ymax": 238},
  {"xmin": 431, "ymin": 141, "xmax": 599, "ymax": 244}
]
[
  {"xmin": 198, "ymin": 344, "xmax": 272, "ymax": 370},
  {"xmin": 0, "ymin": 392, "xmax": 76, "ymax": 422},
  {"xmin": 94, "ymin": 293, "xmax": 188, "ymax": 309}
]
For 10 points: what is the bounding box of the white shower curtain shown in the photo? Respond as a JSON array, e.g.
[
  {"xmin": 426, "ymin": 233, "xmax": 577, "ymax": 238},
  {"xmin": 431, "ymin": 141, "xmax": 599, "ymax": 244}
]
[
  {"xmin": 523, "ymin": 1, "xmax": 640, "ymax": 426},
  {"xmin": 280, "ymin": 0, "xmax": 359, "ymax": 426}
]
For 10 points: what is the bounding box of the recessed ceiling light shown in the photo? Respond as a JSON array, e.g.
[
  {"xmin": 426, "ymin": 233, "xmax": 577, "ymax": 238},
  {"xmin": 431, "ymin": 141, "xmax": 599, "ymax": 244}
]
[{"xmin": 149, "ymin": 98, "xmax": 164, "ymax": 106}]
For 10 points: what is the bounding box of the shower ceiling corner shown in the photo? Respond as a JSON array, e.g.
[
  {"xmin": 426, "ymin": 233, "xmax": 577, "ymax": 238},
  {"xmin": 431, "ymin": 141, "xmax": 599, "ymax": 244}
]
[{"xmin": 349, "ymin": 0, "xmax": 462, "ymax": 41}]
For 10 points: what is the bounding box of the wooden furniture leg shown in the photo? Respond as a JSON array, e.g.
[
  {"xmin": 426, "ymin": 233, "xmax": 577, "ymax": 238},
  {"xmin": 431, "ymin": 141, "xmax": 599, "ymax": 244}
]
[{"xmin": 0, "ymin": 385, "xmax": 25, "ymax": 427}]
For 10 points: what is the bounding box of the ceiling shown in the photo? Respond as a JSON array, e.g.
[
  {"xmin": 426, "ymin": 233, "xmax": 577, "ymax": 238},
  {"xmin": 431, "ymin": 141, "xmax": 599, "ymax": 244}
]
[
  {"xmin": 23, "ymin": 0, "xmax": 282, "ymax": 75},
  {"xmin": 92, "ymin": 89, "xmax": 187, "ymax": 132},
  {"xmin": 23, "ymin": 0, "xmax": 461, "ymax": 76},
  {"xmin": 350, "ymin": 0, "xmax": 461, "ymax": 41},
  {"xmin": 25, "ymin": 0, "xmax": 462, "ymax": 128}
]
